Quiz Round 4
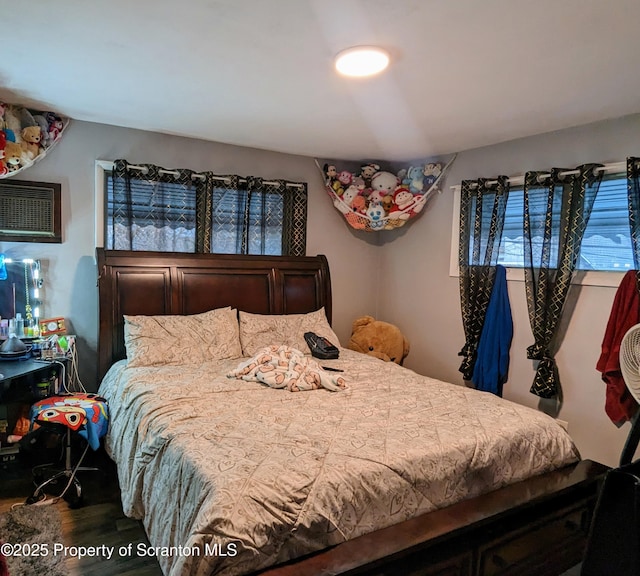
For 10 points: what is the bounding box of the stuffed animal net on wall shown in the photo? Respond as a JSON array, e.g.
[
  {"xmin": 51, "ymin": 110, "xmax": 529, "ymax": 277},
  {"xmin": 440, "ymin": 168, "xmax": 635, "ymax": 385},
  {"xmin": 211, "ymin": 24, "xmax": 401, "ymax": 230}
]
[
  {"xmin": 0, "ymin": 101, "xmax": 70, "ymax": 178},
  {"xmin": 318, "ymin": 155, "xmax": 455, "ymax": 232}
]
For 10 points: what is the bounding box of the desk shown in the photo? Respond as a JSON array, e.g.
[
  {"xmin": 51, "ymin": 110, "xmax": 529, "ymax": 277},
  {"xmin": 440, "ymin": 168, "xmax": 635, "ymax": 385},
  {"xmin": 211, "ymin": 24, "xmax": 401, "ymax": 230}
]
[
  {"xmin": 0, "ymin": 358, "xmax": 68, "ymax": 464},
  {"xmin": 0, "ymin": 358, "xmax": 67, "ymax": 385}
]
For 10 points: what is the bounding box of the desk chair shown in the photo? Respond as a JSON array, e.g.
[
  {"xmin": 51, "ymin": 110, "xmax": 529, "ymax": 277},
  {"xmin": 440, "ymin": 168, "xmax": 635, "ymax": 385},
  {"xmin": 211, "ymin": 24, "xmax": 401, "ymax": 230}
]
[{"xmin": 26, "ymin": 393, "xmax": 109, "ymax": 507}]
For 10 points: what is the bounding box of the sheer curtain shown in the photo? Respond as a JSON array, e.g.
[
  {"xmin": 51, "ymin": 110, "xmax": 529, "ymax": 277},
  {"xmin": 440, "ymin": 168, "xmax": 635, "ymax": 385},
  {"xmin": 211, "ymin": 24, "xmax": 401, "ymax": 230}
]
[
  {"xmin": 458, "ymin": 176, "xmax": 510, "ymax": 381},
  {"xmin": 523, "ymin": 164, "xmax": 603, "ymax": 399},
  {"xmin": 107, "ymin": 159, "xmax": 307, "ymax": 256}
]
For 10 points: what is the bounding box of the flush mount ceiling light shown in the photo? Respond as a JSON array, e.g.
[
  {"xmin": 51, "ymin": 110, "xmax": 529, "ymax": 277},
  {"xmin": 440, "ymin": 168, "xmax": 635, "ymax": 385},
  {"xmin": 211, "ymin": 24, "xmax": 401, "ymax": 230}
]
[{"xmin": 334, "ymin": 46, "xmax": 390, "ymax": 78}]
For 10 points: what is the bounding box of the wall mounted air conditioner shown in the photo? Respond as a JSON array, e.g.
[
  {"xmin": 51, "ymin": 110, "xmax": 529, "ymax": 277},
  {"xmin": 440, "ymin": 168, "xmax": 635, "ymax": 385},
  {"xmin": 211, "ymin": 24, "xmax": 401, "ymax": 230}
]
[{"xmin": 0, "ymin": 180, "xmax": 62, "ymax": 243}]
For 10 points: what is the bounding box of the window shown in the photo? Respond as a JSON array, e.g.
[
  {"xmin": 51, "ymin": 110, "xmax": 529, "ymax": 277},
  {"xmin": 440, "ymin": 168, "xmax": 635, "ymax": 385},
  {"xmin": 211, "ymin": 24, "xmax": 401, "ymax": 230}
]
[
  {"xmin": 101, "ymin": 162, "xmax": 307, "ymax": 256},
  {"xmin": 106, "ymin": 172, "xmax": 197, "ymax": 252},
  {"xmin": 497, "ymin": 173, "xmax": 632, "ymax": 271},
  {"xmin": 209, "ymin": 184, "xmax": 286, "ymax": 255}
]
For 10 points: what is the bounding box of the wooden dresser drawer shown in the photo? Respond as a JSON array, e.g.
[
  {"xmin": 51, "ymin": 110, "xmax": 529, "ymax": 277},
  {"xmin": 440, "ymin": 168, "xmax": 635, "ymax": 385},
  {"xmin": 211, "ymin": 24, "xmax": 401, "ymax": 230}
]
[
  {"xmin": 366, "ymin": 550, "xmax": 473, "ymax": 576},
  {"xmin": 478, "ymin": 505, "xmax": 589, "ymax": 576}
]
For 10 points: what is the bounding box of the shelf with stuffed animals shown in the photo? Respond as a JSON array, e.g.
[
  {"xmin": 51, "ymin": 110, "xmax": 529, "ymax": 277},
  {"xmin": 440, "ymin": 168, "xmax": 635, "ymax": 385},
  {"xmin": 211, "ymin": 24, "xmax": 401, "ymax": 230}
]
[
  {"xmin": 317, "ymin": 155, "xmax": 456, "ymax": 232},
  {"xmin": 0, "ymin": 101, "xmax": 70, "ymax": 178}
]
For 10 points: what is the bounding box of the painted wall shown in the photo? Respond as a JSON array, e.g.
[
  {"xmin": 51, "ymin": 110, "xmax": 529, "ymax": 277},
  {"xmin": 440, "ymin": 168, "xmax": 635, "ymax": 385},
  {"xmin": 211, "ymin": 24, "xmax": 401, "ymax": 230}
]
[
  {"xmin": 379, "ymin": 113, "xmax": 640, "ymax": 468},
  {"xmin": 0, "ymin": 121, "xmax": 381, "ymax": 389}
]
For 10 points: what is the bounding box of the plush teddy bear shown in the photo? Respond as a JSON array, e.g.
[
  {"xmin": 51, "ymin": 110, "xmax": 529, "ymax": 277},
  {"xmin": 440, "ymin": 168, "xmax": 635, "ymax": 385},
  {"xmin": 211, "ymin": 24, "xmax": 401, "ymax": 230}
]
[
  {"xmin": 21, "ymin": 125, "xmax": 42, "ymax": 159},
  {"xmin": 371, "ymin": 171, "xmax": 398, "ymax": 196},
  {"xmin": 347, "ymin": 315, "xmax": 410, "ymax": 365},
  {"xmin": 4, "ymin": 141, "xmax": 23, "ymax": 172}
]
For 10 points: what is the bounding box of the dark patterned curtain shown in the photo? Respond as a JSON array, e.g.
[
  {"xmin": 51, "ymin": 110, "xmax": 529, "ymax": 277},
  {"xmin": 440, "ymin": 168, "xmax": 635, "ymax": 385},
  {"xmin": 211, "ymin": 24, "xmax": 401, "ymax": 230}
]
[
  {"xmin": 628, "ymin": 157, "xmax": 640, "ymax": 287},
  {"xmin": 107, "ymin": 159, "xmax": 307, "ymax": 256},
  {"xmin": 458, "ymin": 176, "xmax": 510, "ymax": 380},
  {"xmin": 524, "ymin": 164, "xmax": 603, "ymax": 398}
]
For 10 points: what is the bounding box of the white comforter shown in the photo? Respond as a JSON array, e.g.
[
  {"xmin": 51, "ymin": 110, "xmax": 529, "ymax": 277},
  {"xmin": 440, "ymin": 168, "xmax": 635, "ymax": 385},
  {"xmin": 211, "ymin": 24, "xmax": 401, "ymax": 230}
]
[{"xmin": 99, "ymin": 349, "xmax": 579, "ymax": 576}]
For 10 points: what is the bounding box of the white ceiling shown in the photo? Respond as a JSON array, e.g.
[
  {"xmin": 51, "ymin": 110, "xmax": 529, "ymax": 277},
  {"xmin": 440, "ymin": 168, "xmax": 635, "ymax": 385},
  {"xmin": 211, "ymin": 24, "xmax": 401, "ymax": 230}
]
[{"xmin": 2, "ymin": 0, "xmax": 640, "ymax": 162}]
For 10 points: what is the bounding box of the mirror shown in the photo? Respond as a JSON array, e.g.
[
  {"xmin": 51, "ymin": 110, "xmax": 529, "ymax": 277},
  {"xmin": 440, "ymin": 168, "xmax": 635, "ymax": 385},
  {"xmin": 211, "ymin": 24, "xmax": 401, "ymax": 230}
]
[{"xmin": 0, "ymin": 257, "xmax": 44, "ymax": 336}]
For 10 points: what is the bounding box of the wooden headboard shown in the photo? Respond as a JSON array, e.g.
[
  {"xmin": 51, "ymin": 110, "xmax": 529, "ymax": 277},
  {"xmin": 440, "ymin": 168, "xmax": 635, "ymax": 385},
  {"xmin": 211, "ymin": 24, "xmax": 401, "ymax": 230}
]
[{"xmin": 96, "ymin": 248, "xmax": 332, "ymax": 382}]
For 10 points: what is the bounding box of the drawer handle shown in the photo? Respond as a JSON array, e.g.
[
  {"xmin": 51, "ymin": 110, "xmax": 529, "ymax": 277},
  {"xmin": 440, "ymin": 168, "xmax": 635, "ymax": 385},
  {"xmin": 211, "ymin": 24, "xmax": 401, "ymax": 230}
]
[{"xmin": 492, "ymin": 554, "xmax": 507, "ymax": 568}]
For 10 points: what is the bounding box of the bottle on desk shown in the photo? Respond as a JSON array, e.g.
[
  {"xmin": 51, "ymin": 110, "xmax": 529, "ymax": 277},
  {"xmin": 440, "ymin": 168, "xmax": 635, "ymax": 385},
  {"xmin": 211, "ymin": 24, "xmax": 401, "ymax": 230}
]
[{"xmin": 15, "ymin": 313, "xmax": 24, "ymax": 338}]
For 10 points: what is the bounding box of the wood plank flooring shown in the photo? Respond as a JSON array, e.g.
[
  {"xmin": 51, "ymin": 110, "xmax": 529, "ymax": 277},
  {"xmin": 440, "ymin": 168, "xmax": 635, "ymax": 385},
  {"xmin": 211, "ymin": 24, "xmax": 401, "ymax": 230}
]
[{"xmin": 0, "ymin": 448, "xmax": 163, "ymax": 575}]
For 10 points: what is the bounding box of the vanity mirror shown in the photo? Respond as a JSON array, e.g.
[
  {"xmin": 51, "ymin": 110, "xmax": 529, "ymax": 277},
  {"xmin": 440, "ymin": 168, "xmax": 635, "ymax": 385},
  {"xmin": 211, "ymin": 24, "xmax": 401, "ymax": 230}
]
[{"xmin": 0, "ymin": 256, "xmax": 44, "ymax": 337}]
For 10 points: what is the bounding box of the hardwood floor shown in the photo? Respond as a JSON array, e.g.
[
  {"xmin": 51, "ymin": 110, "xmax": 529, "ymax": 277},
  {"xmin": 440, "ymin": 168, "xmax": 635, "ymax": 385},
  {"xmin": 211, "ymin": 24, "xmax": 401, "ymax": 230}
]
[{"xmin": 0, "ymin": 447, "xmax": 163, "ymax": 576}]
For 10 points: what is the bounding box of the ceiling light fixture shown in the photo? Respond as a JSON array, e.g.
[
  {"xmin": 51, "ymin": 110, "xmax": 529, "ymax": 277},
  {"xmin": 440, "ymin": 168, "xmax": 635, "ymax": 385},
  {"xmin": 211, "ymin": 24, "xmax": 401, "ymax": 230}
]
[{"xmin": 334, "ymin": 46, "xmax": 390, "ymax": 78}]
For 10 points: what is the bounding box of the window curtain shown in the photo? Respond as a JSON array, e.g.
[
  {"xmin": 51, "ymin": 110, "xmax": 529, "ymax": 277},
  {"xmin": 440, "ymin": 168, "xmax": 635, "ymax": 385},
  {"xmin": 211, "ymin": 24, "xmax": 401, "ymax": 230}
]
[
  {"xmin": 108, "ymin": 159, "xmax": 307, "ymax": 256},
  {"xmin": 458, "ymin": 176, "xmax": 510, "ymax": 381},
  {"xmin": 109, "ymin": 160, "xmax": 198, "ymax": 252},
  {"xmin": 524, "ymin": 164, "xmax": 603, "ymax": 399},
  {"xmin": 628, "ymin": 157, "xmax": 640, "ymax": 286}
]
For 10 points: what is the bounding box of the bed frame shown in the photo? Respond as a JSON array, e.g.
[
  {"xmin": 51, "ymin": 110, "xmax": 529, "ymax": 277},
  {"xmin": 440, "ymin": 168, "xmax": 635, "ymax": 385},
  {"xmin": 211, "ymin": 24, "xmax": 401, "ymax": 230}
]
[{"xmin": 96, "ymin": 248, "xmax": 608, "ymax": 576}]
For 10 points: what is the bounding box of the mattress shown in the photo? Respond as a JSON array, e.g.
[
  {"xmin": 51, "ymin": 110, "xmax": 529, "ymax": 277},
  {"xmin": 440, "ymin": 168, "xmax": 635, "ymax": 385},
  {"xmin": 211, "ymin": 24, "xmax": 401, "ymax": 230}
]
[{"xmin": 98, "ymin": 349, "xmax": 579, "ymax": 576}]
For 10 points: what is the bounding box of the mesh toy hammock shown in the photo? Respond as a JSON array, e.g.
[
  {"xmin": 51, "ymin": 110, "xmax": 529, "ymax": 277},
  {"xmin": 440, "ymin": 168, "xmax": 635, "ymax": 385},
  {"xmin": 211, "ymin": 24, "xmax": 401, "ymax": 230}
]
[
  {"xmin": 316, "ymin": 154, "xmax": 456, "ymax": 232},
  {"xmin": 1, "ymin": 101, "xmax": 70, "ymax": 178}
]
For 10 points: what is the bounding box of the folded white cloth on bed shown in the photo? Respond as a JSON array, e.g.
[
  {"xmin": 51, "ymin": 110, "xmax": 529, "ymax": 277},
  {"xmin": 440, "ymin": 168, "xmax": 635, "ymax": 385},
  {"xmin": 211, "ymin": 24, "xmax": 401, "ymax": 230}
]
[{"xmin": 228, "ymin": 345, "xmax": 347, "ymax": 392}]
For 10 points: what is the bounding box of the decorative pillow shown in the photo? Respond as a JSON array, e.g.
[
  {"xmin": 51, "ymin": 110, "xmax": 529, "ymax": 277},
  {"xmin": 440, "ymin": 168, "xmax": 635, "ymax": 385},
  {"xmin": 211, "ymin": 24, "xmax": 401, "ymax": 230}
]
[
  {"xmin": 239, "ymin": 308, "xmax": 340, "ymax": 357},
  {"xmin": 124, "ymin": 307, "xmax": 242, "ymax": 367}
]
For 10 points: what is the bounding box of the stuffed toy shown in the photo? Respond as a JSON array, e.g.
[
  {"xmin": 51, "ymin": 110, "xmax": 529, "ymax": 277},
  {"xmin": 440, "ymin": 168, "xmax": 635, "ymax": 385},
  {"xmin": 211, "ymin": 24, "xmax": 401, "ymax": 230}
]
[
  {"xmin": 366, "ymin": 203, "xmax": 385, "ymax": 229},
  {"xmin": 359, "ymin": 163, "xmax": 380, "ymax": 186},
  {"xmin": 323, "ymin": 163, "xmax": 337, "ymax": 183},
  {"xmin": 423, "ymin": 162, "xmax": 442, "ymax": 187},
  {"xmin": 402, "ymin": 165, "xmax": 425, "ymax": 194},
  {"xmin": 4, "ymin": 141, "xmax": 23, "ymax": 172},
  {"xmin": 371, "ymin": 171, "xmax": 398, "ymax": 196},
  {"xmin": 21, "ymin": 125, "xmax": 42, "ymax": 159},
  {"xmin": 348, "ymin": 315, "xmax": 410, "ymax": 365}
]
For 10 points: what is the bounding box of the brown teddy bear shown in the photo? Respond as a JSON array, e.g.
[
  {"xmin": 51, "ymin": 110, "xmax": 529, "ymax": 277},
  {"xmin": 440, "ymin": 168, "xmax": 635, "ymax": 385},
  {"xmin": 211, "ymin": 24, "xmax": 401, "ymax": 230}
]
[
  {"xmin": 4, "ymin": 141, "xmax": 23, "ymax": 172},
  {"xmin": 21, "ymin": 125, "xmax": 42, "ymax": 159},
  {"xmin": 348, "ymin": 315, "xmax": 410, "ymax": 365}
]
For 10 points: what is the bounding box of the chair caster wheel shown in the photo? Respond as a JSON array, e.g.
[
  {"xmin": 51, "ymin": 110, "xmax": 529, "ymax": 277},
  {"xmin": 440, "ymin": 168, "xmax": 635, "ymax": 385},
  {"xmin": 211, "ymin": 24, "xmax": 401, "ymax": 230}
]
[
  {"xmin": 25, "ymin": 492, "xmax": 45, "ymax": 505},
  {"xmin": 63, "ymin": 479, "xmax": 83, "ymax": 508},
  {"xmin": 64, "ymin": 491, "xmax": 84, "ymax": 508}
]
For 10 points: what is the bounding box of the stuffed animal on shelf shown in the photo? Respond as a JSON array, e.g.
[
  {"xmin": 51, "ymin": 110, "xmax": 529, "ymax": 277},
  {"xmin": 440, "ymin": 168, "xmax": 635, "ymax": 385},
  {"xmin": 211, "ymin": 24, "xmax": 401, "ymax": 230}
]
[{"xmin": 348, "ymin": 315, "xmax": 410, "ymax": 365}]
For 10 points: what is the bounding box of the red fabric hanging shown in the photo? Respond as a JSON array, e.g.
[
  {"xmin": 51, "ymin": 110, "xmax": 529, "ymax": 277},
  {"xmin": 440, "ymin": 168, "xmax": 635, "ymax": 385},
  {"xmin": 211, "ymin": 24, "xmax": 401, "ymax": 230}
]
[{"xmin": 596, "ymin": 270, "xmax": 640, "ymax": 425}]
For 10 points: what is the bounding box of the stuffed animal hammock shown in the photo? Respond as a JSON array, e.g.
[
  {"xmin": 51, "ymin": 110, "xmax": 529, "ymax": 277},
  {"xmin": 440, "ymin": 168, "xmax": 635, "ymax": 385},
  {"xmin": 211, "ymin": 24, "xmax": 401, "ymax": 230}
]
[
  {"xmin": 0, "ymin": 101, "xmax": 69, "ymax": 178},
  {"xmin": 318, "ymin": 154, "xmax": 456, "ymax": 232}
]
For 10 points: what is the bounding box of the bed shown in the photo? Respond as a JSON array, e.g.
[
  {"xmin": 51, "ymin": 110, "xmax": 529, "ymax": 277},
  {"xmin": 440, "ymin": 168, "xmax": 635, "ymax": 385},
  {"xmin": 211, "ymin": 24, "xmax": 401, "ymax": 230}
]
[{"xmin": 96, "ymin": 248, "xmax": 608, "ymax": 576}]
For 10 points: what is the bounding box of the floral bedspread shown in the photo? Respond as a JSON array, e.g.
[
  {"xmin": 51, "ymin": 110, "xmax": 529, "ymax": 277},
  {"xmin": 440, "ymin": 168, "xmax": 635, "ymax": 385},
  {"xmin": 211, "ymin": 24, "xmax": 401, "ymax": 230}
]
[{"xmin": 99, "ymin": 349, "xmax": 579, "ymax": 576}]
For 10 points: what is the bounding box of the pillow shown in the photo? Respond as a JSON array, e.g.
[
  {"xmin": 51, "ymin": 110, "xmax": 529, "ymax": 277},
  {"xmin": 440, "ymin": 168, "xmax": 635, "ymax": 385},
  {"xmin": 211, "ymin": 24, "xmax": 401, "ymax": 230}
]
[
  {"xmin": 124, "ymin": 307, "xmax": 242, "ymax": 367},
  {"xmin": 239, "ymin": 307, "xmax": 340, "ymax": 357}
]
